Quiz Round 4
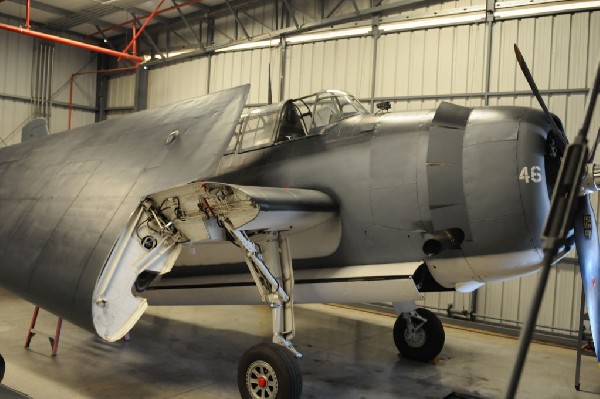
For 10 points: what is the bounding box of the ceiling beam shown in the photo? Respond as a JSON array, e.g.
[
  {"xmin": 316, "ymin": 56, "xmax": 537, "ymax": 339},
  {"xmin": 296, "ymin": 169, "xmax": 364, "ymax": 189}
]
[
  {"xmin": 140, "ymin": 0, "xmax": 435, "ymax": 67},
  {"xmin": 127, "ymin": 0, "xmax": 269, "ymax": 40},
  {"xmin": 139, "ymin": 0, "xmax": 430, "ymax": 42},
  {"xmin": 0, "ymin": 10, "xmax": 102, "ymax": 43},
  {"xmin": 5, "ymin": 0, "xmax": 130, "ymax": 34},
  {"xmin": 171, "ymin": 0, "xmax": 205, "ymax": 50}
]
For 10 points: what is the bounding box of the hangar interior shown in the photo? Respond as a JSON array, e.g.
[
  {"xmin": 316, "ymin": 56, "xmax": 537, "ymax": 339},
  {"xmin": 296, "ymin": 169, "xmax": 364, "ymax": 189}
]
[{"xmin": 0, "ymin": 0, "xmax": 600, "ymax": 398}]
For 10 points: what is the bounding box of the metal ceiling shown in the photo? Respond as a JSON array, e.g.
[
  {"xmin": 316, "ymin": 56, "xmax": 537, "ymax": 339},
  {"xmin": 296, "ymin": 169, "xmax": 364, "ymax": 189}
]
[
  {"xmin": 0, "ymin": 0, "xmax": 440, "ymax": 61},
  {"xmin": 0, "ymin": 0, "xmax": 223, "ymax": 36}
]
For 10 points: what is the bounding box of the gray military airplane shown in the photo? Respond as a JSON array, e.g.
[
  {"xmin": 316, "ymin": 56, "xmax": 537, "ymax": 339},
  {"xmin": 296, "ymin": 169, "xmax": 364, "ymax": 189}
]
[{"xmin": 0, "ymin": 70, "xmax": 597, "ymax": 398}]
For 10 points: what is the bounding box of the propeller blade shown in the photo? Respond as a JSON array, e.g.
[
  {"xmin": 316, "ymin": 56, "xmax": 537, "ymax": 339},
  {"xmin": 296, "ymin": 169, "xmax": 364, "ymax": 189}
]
[
  {"xmin": 574, "ymin": 195, "xmax": 600, "ymax": 362},
  {"xmin": 513, "ymin": 44, "xmax": 567, "ymax": 152}
]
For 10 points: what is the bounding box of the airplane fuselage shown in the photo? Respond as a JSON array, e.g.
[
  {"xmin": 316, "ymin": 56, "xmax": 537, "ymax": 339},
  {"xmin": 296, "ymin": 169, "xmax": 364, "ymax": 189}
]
[{"xmin": 155, "ymin": 101, "xmax": 558, "ymax": 305}]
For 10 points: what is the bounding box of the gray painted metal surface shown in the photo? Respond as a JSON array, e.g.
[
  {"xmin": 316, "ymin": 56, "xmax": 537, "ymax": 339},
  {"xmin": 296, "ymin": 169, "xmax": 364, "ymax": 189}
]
[
  {"xmin": 0, "ymin": 85, "xmax": 249, "ymax": 331},
  {"xmin": 21, "ymin": 118, "xmax": 48, "ymax": 143},
  {"xmin": 130, "ymin": 94, "xmax": 557, "ymax": 316}
]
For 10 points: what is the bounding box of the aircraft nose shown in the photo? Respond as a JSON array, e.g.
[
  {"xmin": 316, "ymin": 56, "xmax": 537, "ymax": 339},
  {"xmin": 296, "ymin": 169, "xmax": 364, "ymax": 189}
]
[
  {"xmin": 515, "ymin": 109, "xmax": 564, "ymax": 256},
  {"xmin": 454, "ymin": 107, "xmax": 558, "ymax": 281}
]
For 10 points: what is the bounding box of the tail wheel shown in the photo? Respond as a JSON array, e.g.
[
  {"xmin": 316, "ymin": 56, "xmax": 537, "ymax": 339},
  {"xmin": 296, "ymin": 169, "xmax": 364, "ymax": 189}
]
[
  {"xmin": 238, "ymin": 343, "xmax": 302, "ymax": 399},
  {"xmin": 393, "ymin": 308, "xmax": 445, "ymax": 362}
]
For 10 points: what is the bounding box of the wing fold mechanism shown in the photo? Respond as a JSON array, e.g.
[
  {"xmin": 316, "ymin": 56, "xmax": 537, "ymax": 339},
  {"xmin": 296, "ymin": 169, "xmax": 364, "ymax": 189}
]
[{"xmin": 91, "ymin": 181, "xmax": 337, "ymax": 343}]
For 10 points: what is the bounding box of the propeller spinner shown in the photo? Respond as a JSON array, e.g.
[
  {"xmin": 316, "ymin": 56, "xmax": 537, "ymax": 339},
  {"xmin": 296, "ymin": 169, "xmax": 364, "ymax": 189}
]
[{"xmin": 506, "ymin": 45, "xmax": 600, "ymax": 398}]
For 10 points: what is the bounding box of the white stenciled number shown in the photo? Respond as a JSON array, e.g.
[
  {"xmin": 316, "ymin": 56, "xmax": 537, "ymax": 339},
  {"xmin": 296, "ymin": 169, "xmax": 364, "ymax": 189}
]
[
  {"xmin": 519, "ymin": 166, "xmax": 542, "ymax": 184},
  {"xmin": 530, "ymin": 166, "xmax": 542, "ymax": 183}
]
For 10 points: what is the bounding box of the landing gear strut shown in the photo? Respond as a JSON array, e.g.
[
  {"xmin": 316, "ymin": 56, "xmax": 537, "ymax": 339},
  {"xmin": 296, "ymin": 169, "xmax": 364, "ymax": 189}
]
[
  {"xmin": 393, "ymin": 308, "xmax": 445, "ymax": 362},
  {"xmin": 223, "ymin": 225, "xmax": 302, "ymax": 399}
]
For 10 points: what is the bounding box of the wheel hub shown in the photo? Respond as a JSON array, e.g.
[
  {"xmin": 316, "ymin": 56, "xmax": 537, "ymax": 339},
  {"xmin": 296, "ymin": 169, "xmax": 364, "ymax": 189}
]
[
  {"xmin": 257, "ymin": 376, "xmax": 267, "ymax": 388},
  {"xmin": 404, "ymin": 326, "xmax": 426, "ymax": 348},
  {"xmin": 246, "ymin": 360, "xmax": 278, "ymax": 398}
]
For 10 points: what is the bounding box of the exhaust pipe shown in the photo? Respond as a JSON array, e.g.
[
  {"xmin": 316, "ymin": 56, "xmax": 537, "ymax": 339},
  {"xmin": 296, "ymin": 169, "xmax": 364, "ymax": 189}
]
[{"xmin": 422, "ymin": 228, "xmax": 465, "ymax": 257}]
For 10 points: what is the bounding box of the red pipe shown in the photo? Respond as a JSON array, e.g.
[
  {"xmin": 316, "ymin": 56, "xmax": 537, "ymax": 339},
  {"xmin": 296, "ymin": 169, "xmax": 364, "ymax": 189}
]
[
  {"xmin": 132, "ymin": 23, "xmax": 137, "ymax": 56},
  {"xmin": 69, "ymin": 66, "xmax": 139, "ymax": 130},
  {"xmin": 89, "ymin": 0, "xmax": 205, "ymax": 37},
  {"xmin": 120, "ymin": 0, "xmax": 165, "ymax": 58},
  {"xmin": 0, "ymin": 23, "xmax": 144, "ymax": 63},
  {"xmin": 25, "ymin": 0, "xmax": 31, "ymax": 29}
]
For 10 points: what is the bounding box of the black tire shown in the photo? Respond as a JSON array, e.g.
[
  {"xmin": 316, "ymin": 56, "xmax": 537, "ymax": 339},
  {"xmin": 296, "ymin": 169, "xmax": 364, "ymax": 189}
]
[
  {"xmin": 238, "ymin": 343, "xmax": 302, "ymax": 399},
  {"xmin": 0, "ymin": 354, "xmax": 5, "ymax": 383},
  {"xmin": 393, "ymin": 308, "xmax": 445, "ymax": 362}
]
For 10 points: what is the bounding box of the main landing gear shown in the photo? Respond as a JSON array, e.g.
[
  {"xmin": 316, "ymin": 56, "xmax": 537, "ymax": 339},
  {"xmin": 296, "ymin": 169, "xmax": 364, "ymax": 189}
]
[
  {"xmin": 222, "ymin": 223, "xmax": 302, "ymax": 399},
  {"xmin": 393, "ymin": 308, "xmax": 445, "ymax": 362}
]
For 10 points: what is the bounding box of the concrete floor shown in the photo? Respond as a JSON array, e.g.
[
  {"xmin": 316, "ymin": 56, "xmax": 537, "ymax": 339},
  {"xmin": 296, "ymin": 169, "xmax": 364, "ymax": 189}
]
[{"xmin": 0, "ymin": 288, "xmax": 599, "ymax": 399}]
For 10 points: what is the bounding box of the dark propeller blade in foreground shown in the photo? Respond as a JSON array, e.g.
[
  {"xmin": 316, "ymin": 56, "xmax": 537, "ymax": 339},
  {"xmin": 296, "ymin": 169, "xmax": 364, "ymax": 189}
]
[
  {"xmin": 514, "ymin": 44, "xmax": 568, "ymax": 153},
  {"xmin": 574, "ymin": 195, "xmax": 600, "ymax": 362},
  {"xmin": 506, "ymin": 47, "xmax": 600, "ymax": 398}
]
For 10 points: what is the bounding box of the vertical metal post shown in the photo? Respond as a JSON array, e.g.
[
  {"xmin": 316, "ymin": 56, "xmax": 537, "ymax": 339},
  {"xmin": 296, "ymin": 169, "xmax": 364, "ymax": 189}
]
[
  {"xmin": 234, "ymin": 9, "xmax": 239, "ymax": 40},
  {"xmin": 95, "ymin": 55, "xmax": 109, "ymax": 123},
  {"xmin": 134, "ymin": 66, "xmax": 149, "ymax": 111},
  {"xmin": 68, "ymin": 75, "xmax": 74, "ymax": 129},
  {"xmin": 471, "ymin": 289, "xmax": 478, "ymax": 322},
  {"xmin": 207, "ymin": 17, "xmax": 215, "ymax": 46},
  {"xmin": 370, "ymin": 25, "xmax": 380, "ymax": 113},
  {"xmin": 48, "ymin": 44, "xmax": 54, "ymax": 132},
  {"xmin": 199, "ymin": 19, "xmax": 203, "ymax": 48},
  {"xmin": 279, "ymin": 37, "xmax": 287, "ymax": 103},
  {"xmin": 483, "ymin": 0, "xmax": 495, "ymax": 106},
  {"xmin": 39, "ymin": 43, "xmax": 47, "ymax": 118},
  {"xmin": 31, "ymin": 40, "xmax": 38, "ymax": 117},
  {"xmin": 574, "ymin": 283, "xmax": 586, "ymax": 390},
  {"xmin": 207, "ymin": 53, "xmax": 212, "ymax": 94},
  {"xmin": 166, "ymin": 30, "xmax": 171, "ymax": 55}
]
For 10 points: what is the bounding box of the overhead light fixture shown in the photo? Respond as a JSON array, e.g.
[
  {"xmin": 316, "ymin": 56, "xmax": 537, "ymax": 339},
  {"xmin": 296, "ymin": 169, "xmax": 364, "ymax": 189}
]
[
  {"xmin": 286, "ymin": 27, "xmax": 372, "ymax": 44},
  {"xmin": 379, "ymin": 12, "xmax": 486, "ymax": 32},
  {"xmin": 215, "ymin": 39, "xmax": 280, "ymax": 53},
  {"xmin": 142, "ymin": 48, "xmax": 199, "ymax": 63},
  {"xmin": 494, "ymin": 0, "xmax": 600, "ymax": 18}
]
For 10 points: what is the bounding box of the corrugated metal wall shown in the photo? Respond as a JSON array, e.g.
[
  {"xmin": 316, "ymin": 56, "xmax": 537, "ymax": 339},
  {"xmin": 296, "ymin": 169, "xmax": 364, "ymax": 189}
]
[
  {"xmin": 0, "ymin": 19, "xmax": 96, "ymax": 143},
  {"xmin": 107, "ymin": 73, "xmax": 136, "ymax": 114},
  {"xmin": 285, "ymin": 36, "xmax": 373, "ymax": 99},
  {"xmin": 375, "ymin": 23, "xmax": 487, "ymax": 103},
  {"xmin": 211, "ymin": 48, "xmax": 281, "ymax": 104},
  {"xmin": 148, "ymin": 58, "xmax": 210, "ymax": 108},
  {"xmin": 108, "ymin": 5, "xmax": 600, "ymax": 335},
  {"xmin": 0, "ymin": 23, "xmax": 35, "ymax": 146}
]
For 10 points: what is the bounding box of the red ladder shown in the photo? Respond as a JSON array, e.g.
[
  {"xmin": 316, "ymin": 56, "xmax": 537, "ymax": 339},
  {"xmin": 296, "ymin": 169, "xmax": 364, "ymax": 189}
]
[{"xmin": 24, "ymin": 306, "xmax": 63, "ymax": 356}]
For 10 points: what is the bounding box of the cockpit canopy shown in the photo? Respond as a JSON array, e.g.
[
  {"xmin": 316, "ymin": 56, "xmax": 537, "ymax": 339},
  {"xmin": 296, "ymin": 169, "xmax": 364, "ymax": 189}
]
[{"xmin": 227, "ymin": 90, "xmax": 368, "ymax": 153}]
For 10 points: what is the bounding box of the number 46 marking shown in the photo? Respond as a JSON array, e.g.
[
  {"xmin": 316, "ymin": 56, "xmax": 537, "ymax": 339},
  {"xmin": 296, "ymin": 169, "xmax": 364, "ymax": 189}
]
[{"xmin": 519, "ymin": 166, "xmax": 542, "ymax": 184}]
